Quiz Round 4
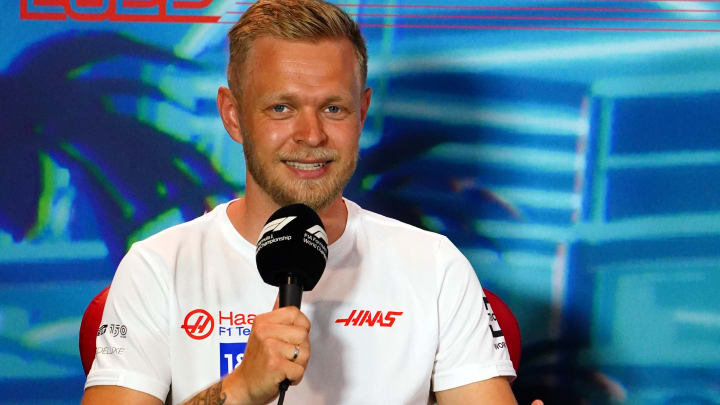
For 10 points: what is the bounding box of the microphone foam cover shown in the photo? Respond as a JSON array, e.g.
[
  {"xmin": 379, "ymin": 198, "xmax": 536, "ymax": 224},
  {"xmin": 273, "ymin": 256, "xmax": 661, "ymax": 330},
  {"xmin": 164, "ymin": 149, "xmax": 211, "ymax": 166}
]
[{"xmin": 256, "ymin": 203, "xmax": 328, "ymax": 291}]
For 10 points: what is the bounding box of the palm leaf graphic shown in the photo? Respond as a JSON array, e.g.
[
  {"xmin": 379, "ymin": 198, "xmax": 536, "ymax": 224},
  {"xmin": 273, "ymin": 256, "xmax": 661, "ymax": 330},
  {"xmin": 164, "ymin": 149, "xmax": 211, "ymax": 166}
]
[
  {"xmin": 350, "ymin": 127, "xmax": 517, "ymax": 254},
  {"xmin": 1, "ymin": 31, "xmax": 237, "ymax": 261}
]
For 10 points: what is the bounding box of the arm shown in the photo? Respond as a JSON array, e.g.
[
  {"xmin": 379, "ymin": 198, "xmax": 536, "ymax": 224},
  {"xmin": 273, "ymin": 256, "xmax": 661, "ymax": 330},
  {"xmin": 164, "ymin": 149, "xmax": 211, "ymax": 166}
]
[
  {"xmin": 82, "ymin": 386, "xmax": 164, "ymax": 405},
  {"xmin": 81, "ymin": 380, "xmax": 230, "ymax": 405},
  {"xmin": 432, "ymin": 238, "xmax": 517, "ymax": 400},
  {"xmin": 435, "ymin": 377, "xmax": 517, "ymax": 405},
  {"xmin": 81, "ymin": 306, "xmax": 311, "ymax": 405},
  {"xmin": 81, "ymin": 247, "xmax": 172, "ymax": 404},
  {"xmin": 81, "ymin": 379, "xmax": 229, "ymax": 405}
]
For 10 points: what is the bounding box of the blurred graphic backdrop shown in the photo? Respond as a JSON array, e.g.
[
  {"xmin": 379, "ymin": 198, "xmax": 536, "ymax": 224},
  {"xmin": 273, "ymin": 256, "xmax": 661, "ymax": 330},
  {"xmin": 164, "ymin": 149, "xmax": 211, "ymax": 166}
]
[{"xmin": 2, "ymin": 1, "xmax": 720, "ymax": 404}]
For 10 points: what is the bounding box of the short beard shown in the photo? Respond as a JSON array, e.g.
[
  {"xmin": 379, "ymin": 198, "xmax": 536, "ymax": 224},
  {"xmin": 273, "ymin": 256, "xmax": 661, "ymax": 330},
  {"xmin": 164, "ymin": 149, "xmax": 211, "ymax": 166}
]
[{"xmin": 242, "ymin": 131, "xmax": 357, "ymax": 211}]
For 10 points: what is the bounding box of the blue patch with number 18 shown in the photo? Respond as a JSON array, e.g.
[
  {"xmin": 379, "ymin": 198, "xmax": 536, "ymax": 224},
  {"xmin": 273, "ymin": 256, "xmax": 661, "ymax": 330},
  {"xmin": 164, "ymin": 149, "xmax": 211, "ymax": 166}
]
[{"xmin": 219, "ymin": 342, "xmax": 247, "ymax": 377}]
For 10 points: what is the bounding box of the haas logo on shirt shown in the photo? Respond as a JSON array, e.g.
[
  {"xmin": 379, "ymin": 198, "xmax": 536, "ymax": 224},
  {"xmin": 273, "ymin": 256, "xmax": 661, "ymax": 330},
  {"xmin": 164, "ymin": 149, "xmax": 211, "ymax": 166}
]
[
  {"xmin": 182, "ymin": 309, "xmax": 258, "ymax": 340},
  {"xmin": 181, "ymin": 309, "xmax": 215, "ymax": 340},
  {"xmin": 335, "ymin": 310, "xmax": 403, "ymax": 327}
]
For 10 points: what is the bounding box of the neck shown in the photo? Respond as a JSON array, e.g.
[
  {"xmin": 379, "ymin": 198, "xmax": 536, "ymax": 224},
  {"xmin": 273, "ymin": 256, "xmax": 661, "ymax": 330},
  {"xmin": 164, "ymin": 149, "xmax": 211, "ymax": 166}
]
[{"xmin": 226, "ymin": 185, "xmax": 348, "ymax": 246}]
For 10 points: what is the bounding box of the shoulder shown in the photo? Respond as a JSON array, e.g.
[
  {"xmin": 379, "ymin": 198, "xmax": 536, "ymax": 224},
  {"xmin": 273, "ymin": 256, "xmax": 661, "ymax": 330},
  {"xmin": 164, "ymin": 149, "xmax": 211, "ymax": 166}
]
[
  {"xmin": 347, "ymin": 199, "xmax": 457, "ymax": 253},
  {"xmin": 138, "ymin": 202, "xmax": 227, "ymax": 246},
  {"xmin": 125, "ymin": 202, "xmax": 229, "ymax": 267}
]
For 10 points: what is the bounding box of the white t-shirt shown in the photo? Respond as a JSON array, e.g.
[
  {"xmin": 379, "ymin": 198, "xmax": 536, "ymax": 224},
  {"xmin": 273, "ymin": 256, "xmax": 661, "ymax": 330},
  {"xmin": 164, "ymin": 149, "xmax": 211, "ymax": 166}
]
[{"xmin": 86, "ymin": 199, "xmax": 515, "ymax": 404}]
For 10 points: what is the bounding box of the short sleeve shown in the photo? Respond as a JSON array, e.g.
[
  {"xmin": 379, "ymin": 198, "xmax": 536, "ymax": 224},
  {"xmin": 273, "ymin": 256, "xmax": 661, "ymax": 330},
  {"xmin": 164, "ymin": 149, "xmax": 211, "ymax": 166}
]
[
  {"xmin": 431, "ymin": 237, "xmax": 516, "ymax": 392},
  {"xmin": 84, "ymin": 245, "xmax": 171, "ymax": 401}
]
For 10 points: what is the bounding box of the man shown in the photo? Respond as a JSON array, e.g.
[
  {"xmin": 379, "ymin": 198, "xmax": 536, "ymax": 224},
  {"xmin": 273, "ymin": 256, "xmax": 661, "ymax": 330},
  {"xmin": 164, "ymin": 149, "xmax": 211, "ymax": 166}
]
[{"xmin": 82, "ymin": 1, "xmax": 518, "ymax": 404}]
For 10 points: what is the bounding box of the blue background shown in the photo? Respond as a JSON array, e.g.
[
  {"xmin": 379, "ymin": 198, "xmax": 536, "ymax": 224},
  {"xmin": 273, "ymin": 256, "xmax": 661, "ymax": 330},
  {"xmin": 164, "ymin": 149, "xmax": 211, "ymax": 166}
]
[{"xmin": 1, "ymin": 1, "xmax": 719, "ymax": 404}]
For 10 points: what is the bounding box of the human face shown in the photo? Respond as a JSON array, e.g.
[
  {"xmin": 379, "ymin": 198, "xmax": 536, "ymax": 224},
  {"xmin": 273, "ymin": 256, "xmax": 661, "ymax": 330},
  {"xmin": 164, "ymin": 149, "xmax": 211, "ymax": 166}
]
[{"xmin": 235, "ymin": 37, "xmax": 371, "ymax": 211}]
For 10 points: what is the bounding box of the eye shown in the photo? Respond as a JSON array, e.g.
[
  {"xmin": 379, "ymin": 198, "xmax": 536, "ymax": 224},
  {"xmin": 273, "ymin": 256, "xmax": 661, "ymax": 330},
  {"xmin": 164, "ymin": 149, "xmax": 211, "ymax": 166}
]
[
  {"xmin": 272, "ymin": 104, "xmax": 289, "ymax": 113},
  {"xmin": 325, "ymin": 105, "xmax": 341, "ymax": 114}
]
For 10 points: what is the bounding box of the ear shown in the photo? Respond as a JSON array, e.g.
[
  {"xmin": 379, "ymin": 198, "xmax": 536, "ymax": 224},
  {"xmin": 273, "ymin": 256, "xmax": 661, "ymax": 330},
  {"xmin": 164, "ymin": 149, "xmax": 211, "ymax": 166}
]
[
  {"xmin": 217, "ymin": 86, "xmax": 244, "ymax": 144},
  {"xmin": 359, "ymin": 87, "xmax": 372, "ymax": 128}
]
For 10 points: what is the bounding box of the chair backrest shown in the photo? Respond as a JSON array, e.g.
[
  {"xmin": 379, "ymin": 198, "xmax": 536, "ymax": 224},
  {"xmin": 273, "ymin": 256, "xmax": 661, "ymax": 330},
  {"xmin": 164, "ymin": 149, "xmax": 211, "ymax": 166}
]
[
  {"xmin": 79, "ymin": 286, "xmax": 521, "ymax": 378},
  {"xmin": 483, "ymin": 288, "xmax": 522, "ymax": 377},
  {"xmin": 79, "ymin": 285, "xmax": 110, "ymax": 376}
]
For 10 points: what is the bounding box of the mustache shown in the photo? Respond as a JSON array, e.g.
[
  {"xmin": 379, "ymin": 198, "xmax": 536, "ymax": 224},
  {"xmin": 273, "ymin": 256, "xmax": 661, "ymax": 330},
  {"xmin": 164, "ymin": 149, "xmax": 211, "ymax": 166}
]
[{"xmin": 277, "ymin": 149, "xmax": 339, "ymax": 161}]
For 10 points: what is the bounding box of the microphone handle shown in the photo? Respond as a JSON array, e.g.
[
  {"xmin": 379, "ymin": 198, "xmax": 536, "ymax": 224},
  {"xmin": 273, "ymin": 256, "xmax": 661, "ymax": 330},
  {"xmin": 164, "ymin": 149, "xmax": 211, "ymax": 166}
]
[
  {"xmin": 278, "ymin": 273, "xmax": 303, "ymax": 396},
  {"xmin": 279, "ymin": 273, "xmax": 303, "ymax": 309}
]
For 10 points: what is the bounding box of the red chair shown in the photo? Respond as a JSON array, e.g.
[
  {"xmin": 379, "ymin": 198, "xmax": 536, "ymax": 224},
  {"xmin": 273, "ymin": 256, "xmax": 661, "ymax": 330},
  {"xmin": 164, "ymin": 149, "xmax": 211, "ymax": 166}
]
[
  {"xmin": 79, "ymin": 285, "xmax": 110, "ymax": 376},
  {"xmin": 80, "ymin": 286, "xmax": 521, "ymax": 378},
  {"xmin": 483, "ymin": 288, "xmax": 522, "ymax": 379}
]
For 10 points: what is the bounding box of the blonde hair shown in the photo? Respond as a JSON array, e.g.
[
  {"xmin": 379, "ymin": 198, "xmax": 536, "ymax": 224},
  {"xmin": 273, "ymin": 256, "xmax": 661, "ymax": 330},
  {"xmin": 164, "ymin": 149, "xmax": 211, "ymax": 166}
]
[{"xmin": 226, "ymin": 0, "xmax": 367, "ymax": 97}]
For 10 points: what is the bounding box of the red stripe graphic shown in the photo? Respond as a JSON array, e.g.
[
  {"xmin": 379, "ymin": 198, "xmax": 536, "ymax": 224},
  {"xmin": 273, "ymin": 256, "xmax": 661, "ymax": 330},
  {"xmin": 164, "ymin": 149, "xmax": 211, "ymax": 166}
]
[
  {"xmin": 358, "ymin": 22, "xmax": 720, "ymax": 32},
  {"xmin": 346, "ymin": 13, "xmax": 720, "ymax": 22},
  {"xmin": 227, "ymin": 9, "xmax": 720, "ymax": 22},
  {"xmin": 235, "ymin": 2, "xmax": 720, "ymax": 13},
  {"xmin": 21, "ymin": 0, "xmax": 720, "ymax": 30},
  {"xmin": 342, "ymin": 5, "xmax": 717, "ymax": 13},
  {"xmin": 228, "ymin": 2, "xmax": 720, "ymax": 31},
  {"xmin": 20, "ymin": 0, "xmax": 221, "ymax": 22}
]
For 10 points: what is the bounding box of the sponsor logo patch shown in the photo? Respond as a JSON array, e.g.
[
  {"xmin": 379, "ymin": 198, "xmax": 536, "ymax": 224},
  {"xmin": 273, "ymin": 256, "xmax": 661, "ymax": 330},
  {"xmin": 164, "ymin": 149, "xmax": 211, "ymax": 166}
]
[
  {"xmin": 219, "ymin": 342, "xmax": 247, "ymax": 377},
  {"xmin": 218, "ymin": 311, "xmax": 255, "ymax": 337},
  {"xmin": 98, "ymin": 323, "xmax": 127, "ymax": 338},
  {"xmin": 182, "ymin": 309, "xmax": 258, "ymax": 339},
  {"xmin": 483, "ymin": 296, "xmax": 508, "ymax": 350},
  {"xmin": 483, "ymin": 296, "xmax": 504, "ymax": 339},
  {"xmin": 335, "ymin": 310, "xmax": 403, "ymax": 327},
  {"xmin": 181, "ymin": 309, "xmax": 214, "ymax": 340},
  {"xmin": 96, "ymin": 346, "xmax": 125, "ymax": 355}
]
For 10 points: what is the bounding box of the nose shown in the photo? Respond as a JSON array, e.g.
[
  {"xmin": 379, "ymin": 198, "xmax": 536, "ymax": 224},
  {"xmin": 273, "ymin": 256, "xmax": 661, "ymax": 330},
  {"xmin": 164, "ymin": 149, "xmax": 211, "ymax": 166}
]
[{"xmin": 293, "ymin": 109, "xmax": 327, "ymax": 147}]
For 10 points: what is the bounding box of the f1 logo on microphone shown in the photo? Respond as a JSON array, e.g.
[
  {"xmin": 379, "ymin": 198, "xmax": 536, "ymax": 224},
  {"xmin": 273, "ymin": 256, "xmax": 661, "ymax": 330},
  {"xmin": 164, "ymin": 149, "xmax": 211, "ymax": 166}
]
[
  {"xmin": 306, "ymin": 225, "xmax": 328, "ymax": 244},
  {"xmin": 259, "ymin": 216, "xmax": 296, "ymax": 239}
]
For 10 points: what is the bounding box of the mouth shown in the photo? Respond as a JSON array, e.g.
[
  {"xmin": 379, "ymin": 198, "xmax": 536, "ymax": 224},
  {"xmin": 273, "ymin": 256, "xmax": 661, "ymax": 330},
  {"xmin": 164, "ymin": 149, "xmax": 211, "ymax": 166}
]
[{"xmin": 283, "ymin": 160, "xmax": 331, "ymax": 170}]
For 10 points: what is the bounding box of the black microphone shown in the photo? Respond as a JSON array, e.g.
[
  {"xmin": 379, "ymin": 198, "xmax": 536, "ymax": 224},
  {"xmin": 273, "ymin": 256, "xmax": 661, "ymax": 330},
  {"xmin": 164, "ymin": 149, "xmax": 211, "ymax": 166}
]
[
  {"xmin": 255, "ymin": 203, "xmax": 328, "ymax": 401},
  {"xmin": 256, "ymin": 203, "xmax": 328, "ymax": 307}
]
